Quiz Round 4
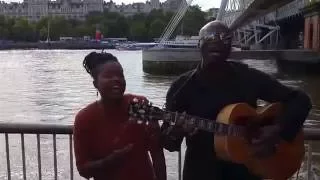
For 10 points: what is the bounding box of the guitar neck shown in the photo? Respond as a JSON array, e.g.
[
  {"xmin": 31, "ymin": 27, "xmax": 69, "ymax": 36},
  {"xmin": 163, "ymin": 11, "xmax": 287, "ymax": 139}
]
[
  {"xmin": 160, "ymin": 109, "xmax": 245, "ymax": 136},
  {"xmin": 128, "ymin": 101, "xmax": 245, "ymax": 137}
]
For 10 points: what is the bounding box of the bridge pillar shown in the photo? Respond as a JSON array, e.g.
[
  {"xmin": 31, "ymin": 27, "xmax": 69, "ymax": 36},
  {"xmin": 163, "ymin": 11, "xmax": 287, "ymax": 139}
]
[{"xmin": 302, "ymin": 2, "xmax": 320, "ymax": 51}]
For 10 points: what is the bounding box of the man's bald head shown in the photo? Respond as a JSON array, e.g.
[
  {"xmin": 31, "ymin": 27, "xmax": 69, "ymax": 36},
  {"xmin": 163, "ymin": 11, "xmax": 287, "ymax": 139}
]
[
  {"xmin": 198, "ymin": 20, "xmax": 232, "ymax": 67},
  {"xmin": 199, "ymin": 20, "xmax": 230, "ymax": 38}
]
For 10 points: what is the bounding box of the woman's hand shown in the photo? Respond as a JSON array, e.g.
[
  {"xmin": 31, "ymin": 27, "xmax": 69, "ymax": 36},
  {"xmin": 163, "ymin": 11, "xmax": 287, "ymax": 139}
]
[{"xmin": 106, "ymin": 143, "xmax": 134, "ymax": 162}]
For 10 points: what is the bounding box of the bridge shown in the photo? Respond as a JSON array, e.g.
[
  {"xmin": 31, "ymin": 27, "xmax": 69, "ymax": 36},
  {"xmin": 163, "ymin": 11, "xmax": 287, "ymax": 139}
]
[
  {"xmin": 146, "ymin": 0, "xmax": 320, "ymax": 75},
  {"xmin": 219, "ymin": 0, "xmax": 311, "ymax": 49},
  {"xmin": 158, "ymin": 0, "xmax": 317, "ymax": 50}
]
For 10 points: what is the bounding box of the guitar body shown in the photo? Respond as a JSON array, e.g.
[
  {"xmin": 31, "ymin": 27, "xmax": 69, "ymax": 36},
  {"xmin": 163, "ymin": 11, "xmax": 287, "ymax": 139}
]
[{"xmin": 214, "ymin": 103, "xmax": 305, "ymax": 180}]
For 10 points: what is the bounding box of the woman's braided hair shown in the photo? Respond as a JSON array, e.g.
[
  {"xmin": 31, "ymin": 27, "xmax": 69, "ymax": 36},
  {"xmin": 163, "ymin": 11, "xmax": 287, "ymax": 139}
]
[{"xmin": 83, "ymin": 52, "xmax": 118, "ymax": 79}]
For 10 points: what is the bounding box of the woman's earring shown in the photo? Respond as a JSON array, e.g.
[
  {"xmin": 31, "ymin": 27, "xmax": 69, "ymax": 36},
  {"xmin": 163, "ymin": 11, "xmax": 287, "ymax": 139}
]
[{"xmin": 96, "ymin": 91, "xmax": 99, "ymax": 98}]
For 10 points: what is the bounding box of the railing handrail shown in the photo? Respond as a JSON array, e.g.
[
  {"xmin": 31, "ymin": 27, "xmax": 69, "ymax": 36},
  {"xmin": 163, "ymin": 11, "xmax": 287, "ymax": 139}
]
[
  {"xmin": 0, "ymin": 122, "xmax": 73, "ymax": 134},
  {"xmin": 304, "ymin": 127, "xmax": 320, "ymax": 140},
  {"xmin": 1, "ymin": 122, "xmax": 320, "ymax": 140}
]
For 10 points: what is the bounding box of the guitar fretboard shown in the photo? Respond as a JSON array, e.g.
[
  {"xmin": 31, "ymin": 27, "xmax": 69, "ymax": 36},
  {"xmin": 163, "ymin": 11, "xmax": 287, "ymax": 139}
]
[{"xmin": 162, "ymin": 111, "xmax": 246, "ymax": 137}]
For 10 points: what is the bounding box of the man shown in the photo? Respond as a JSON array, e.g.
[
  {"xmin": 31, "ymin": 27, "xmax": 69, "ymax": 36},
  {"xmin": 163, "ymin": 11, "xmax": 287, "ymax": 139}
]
[{"xmin": 160, "ymin": 20, "xmax": 311, "ymax": 180}]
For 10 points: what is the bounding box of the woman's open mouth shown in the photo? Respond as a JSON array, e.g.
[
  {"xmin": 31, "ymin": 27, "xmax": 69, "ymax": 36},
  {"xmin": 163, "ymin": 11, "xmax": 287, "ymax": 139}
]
[
  {"xmin": 111, "ymin": 85, "xmax": 122, "ymax": 93},
  {"xmin": 208, "ymin": 48, "xmax": 224, "ymax": 56},
  {"xmin": 209, "ymin": 51, "xmax": 221, "ymax": 56}
]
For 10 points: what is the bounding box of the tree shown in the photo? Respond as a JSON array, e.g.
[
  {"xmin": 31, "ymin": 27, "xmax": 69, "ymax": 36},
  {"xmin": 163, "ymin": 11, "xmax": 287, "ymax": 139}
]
[
  {"xmin": 49, "ymin": 16, "xmax": 72, "ymax": 40},
  {"xmin": 177, "ymin": 5, "xmax": 206, "ymax": 36},
  {"xmin": 0, "ymin": 6, "xmax": 209, "ymax": 42},
  {"xmin": 0, "ymin": 15, "xmax": 9, "ymax": 39},
  {"xmin": 149, "ymin": 18, "xmax": 166, "ymax": 39},
  {"xmin": 12, "ymin": 18, "xmax": 35, "ymax": 41},
  {"xmin": 0, "ymin": 15, "xmax": 5, "ymax": 26},
  {"xmin": 130, "ymin": 22, "xmax": 147, "ymax": 41},
  {"xmin": 39, "ymin": 27, "xmax": 48, "ymax": 40}
]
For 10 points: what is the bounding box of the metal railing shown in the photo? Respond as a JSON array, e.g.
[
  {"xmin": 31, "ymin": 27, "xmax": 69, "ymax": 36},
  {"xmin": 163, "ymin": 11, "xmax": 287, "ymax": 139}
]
[
  {"xmin": 0, "ymin": 123, "xmax": 319, "ymax": 180},
  {"xmin": 0, "ymin": 123, "xmax": 76, "ymax": 180}
]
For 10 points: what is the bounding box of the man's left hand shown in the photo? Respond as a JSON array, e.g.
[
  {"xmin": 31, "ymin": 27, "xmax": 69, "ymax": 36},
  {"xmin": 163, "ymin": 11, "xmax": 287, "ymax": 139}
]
[{"xmin": 250, "ymin": 124, "xmax": 281, "ymax": 158}]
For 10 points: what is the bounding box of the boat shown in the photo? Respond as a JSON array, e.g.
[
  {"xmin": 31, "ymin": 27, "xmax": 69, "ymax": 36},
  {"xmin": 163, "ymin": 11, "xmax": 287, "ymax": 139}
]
[
  {"xmin": 116, "ymin": 42, "xmax": 158, "ymax": 50},
  {"xmin": 153, "ymin": 35, "xmax": 200, "ymax": 49},
  {"xmin": 116, "ymin": 35, "xmax": 200, "ymax": 50}
]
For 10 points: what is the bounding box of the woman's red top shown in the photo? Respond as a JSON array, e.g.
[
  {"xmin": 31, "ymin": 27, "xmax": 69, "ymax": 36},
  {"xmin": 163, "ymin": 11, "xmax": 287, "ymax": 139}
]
[{"xmin": 73, "ymin": 94, "xmax": 159, "ymax": 180}]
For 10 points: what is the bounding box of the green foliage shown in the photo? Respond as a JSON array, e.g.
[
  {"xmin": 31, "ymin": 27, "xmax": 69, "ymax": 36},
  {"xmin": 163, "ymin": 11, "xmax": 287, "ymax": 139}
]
[
  {"xmin": 0, "ymin": 6, "xmax": 209, "ymax": 42},
  {"xmin": 149, "ymin": 18, "xmax": 166, "ymax": 38}
]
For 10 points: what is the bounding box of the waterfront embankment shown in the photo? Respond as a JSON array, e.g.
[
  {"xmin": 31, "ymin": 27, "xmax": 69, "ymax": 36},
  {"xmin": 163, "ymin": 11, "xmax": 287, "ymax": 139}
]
[{"xmin": 0, "ymin": 41, "xmax": 115, "ymax": 50}]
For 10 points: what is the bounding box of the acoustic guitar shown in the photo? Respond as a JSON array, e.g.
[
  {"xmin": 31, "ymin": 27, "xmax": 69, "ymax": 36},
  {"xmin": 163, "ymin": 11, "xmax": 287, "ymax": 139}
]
[{"xmin": 128, "ymin": 98, "xmax": 305, "ymax": 180}]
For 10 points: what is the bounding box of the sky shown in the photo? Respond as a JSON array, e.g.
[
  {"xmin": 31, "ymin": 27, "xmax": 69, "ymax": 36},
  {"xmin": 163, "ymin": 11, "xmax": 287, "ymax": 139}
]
[{"xmin": 3, "ymin": 0, "xmax": 222, "ymax": 10}]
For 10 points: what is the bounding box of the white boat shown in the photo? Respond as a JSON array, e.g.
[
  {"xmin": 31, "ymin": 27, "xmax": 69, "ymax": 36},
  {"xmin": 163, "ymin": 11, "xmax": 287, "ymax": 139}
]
[
  {"xmin": 116, "ymin": 42, "xmax": 158, "ymax": 50},
  {"xmin": 152, "ymin": 35, "xmax": 200, "ymax": 49}
]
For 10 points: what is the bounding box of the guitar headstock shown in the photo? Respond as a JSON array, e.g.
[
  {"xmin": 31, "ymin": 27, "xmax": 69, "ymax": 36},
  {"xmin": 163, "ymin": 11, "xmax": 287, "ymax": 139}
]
[{"xmin": 128, "ymin": 98, "xmax": 162, "ymax": 125}]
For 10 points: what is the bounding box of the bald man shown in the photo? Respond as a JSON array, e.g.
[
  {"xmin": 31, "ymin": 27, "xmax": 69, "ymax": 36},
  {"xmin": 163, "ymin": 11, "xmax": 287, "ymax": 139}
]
[{"xmin": 161, "ymin": 20, "xmax": 311, "ymax": 180}]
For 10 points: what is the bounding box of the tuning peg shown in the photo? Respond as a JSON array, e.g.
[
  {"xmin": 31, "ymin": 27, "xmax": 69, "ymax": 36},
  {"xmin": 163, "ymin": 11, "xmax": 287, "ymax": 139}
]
[
  {"xmin": 138, "ymin": 109, "xmax": 146, "ymax": 114},
  {"xmin": 133, "ymin": 97, "xmax": 139, "ymax": 103}
]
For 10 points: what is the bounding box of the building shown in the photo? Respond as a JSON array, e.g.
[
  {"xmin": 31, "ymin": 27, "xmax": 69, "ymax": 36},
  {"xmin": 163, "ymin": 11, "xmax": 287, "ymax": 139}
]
[
  {"xmin": 103, "ymin": 1, "xmax": 156, "ymax": 17},
  {"xmin": 162, "ymin": 0, "xmax": 183, "ymax": 12},
  {"xmin": 0, "ymin": 0, "xmax": 103, "ymax": 21},
  {"xmin": 103, "ymin": 0, "xmax": 183, "ymax": 17},
  {"xmin": 0, "ymin": 1, "xmax": 28, "ymax": 19},
  {"xmin": 0, "ymin": 0, "xmax": 183, "ymax": 21},
  {"xmin": 206, "ymin": 7, "xmax": 219, "ymax": 20}
]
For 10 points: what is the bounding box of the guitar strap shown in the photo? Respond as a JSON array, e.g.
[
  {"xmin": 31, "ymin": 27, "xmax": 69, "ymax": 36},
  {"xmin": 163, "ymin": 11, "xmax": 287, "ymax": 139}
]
[{"xmin": 166, "ymin": 68, "xmax": 198, "ymax": 111}]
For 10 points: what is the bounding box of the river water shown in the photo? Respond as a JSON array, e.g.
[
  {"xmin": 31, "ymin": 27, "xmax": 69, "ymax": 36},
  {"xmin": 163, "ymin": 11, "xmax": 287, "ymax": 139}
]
[{"xmin": 0, "ymin": 49, "xmax": 319, "ymax": 180}]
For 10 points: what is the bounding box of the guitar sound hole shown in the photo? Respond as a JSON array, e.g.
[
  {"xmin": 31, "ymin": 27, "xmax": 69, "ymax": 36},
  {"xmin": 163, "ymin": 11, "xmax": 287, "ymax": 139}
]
[
  {"xmin": 257, "ymin": 117, "xmax": 275, "ymax": 126},
  {"xmin": 245, "ymin": 117, "xmax": 276, "ymax": 143}
]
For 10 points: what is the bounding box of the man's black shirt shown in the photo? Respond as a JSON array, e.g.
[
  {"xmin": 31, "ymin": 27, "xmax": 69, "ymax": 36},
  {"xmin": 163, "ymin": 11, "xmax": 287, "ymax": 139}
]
[{"xmin": 161, "ymin": 61, "xmax": 311, "ymax": 180}]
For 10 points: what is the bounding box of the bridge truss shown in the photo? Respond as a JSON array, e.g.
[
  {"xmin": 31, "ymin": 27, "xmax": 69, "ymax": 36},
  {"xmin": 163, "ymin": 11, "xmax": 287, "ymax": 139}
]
[{"xmin": 220, "ymin": 0, "xmax": 307, "ymax": 49}]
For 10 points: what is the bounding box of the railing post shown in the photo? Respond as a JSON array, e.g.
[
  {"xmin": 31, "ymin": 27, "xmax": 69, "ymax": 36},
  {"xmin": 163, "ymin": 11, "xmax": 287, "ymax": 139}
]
[
  {"xmin": 306, "ymin": 141, "xmax": 313, "ymax": 180},
  {"xmin": 178, "ymin": 147, "xmax": 182, "ymax": 180},
  {"xmin": 5, "ymin": 133, "xmax": 11, "ymax": 180},
  {"xmin": 21, "ymin": 133, "xmax": 27, "ymax": 180},
  {"xmin": 53, "ymin": 134, "xmax": 58, "ymax": 180},
  {"xmin": 69, "ymin": 135, "xmax": 74, "ymax": 180},
  {"xmin": 37, "ymin": 134, "xmax": 42, "ymax": 180}
]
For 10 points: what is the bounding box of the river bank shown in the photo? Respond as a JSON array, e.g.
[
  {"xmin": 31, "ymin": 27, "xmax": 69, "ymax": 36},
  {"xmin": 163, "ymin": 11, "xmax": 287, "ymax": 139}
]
[{"xmin": 0, "ymin": 41, "xmax": 116, "ymax": 50}]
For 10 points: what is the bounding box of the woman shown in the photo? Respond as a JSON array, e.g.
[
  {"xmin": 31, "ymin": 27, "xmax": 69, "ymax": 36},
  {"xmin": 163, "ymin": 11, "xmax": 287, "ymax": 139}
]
[{"xmin": 73, "ymin": 52, "xmax": 167, "ymax": 180}]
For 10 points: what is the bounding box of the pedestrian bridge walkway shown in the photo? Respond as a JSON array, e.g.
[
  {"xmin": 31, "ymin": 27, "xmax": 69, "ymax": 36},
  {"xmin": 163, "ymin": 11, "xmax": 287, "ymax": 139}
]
[
  {"xmin": 220, "ymin": 0, "xmax": 308, "ymax": 30},
  {"xmin": 218, "ymin": 0, "xmax": 310, "ymax": 48}
]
